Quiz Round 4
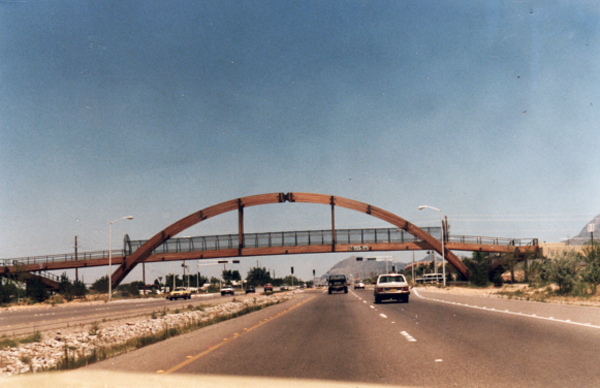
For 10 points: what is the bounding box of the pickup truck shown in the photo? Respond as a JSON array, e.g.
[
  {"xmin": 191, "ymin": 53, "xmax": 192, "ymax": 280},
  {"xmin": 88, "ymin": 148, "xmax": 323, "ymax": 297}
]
[{"xmin": 167, "ymin": 287, "xmax": 192, "ymax": 300}]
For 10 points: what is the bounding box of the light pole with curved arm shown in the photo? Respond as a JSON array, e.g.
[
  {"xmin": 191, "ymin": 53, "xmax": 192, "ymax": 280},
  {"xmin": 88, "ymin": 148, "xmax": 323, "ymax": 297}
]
[
  {"xmin": 418, "ymin": 205, "xmax": 446, "ymax": 286},
  {"xmin": 109, "ymin": 216, "xmax": 133, "ymax": 301}
]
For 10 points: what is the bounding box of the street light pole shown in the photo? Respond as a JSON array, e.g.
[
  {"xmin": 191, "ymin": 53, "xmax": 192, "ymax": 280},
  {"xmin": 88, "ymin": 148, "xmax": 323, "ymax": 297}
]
[
  {"xmin": 418, "ymin": 205, "xmax": 446, "ymax": 287},
  {"xmin": 109, "ymin": 215, "xmax": 133, "ymax": 301}
]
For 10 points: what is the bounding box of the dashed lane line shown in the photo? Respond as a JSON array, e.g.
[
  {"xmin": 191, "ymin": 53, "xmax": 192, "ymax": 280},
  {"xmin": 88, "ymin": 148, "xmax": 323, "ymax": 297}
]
[
  {"xmin": 400, "ymin": 331, "xmax": 417, "ymax": 342},
  {"xmin": 162, "ymin": 296, "xmax": 317, "ymax": 374}
]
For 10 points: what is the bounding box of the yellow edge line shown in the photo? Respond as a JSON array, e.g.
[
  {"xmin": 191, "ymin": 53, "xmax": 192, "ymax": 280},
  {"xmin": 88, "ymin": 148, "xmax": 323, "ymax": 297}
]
[{"xmin": 163, "ymin": 296, "xmax": 316, "ymax": 374}]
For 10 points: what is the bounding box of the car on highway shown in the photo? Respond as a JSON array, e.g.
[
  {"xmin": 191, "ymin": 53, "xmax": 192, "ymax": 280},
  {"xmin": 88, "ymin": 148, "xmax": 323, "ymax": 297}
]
[
  {"xmin": 328, "ymin": 274, "xmax": 348, "ymax": 294},
  {"xmin": 353, "ymin": 282, "xmax": 365, "ymax": 289},
  {"xmin": 374, "ymin": 274, "xmax": 410, "ymax": 303},
  {"xmin": 245, "ymin": 285, "xmax": 256, "ymax": 294},
  {"xmin": 220, "ymin": 284, "xmax": 235, "ymax": 296},
  {"xmin": 280, "ymin": 284, "xmax": 289, "ymax": 291},
  {"xmin": 166, "ymin": 287, "xmax": 191, "ymax": 301},
  {"xmin": 263, "ymin": 283, "xmax": 273, "ymax": 292}
]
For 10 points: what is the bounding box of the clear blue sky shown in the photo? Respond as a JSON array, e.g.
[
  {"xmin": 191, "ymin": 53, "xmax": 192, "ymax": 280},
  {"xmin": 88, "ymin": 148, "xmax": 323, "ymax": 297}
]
[{"xmin": 1, "ymin": 1, "xmax": 599, "ymax": 284}]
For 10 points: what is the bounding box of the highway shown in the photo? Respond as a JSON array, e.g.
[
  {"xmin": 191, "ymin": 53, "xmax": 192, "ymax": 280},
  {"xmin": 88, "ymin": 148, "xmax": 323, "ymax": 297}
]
[
  {"xmin": 0, "ymin": 293, "xmax": 227, "ymax": 336},
  {"xmin": 82, "ymin": 288, "xmax": 600, "ymax": 387}
]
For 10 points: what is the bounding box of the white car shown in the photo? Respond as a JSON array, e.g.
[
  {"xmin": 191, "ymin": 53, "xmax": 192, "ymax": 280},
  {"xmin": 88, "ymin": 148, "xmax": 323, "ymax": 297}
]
[
  {"xmin": 374, "ymin": 274, "xmax": 410, "ymax": 303},
  {"xmin": 220, "ymin": 285, "xmax": 235, "ymax": 296},
  {"xmin": 353, "ymin": 282, "xmax": 365, "ymax": 289}
]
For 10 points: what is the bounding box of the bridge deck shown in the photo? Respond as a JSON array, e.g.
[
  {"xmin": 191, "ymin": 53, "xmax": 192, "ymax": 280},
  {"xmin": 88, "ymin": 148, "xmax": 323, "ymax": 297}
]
[{"xmin": 0, "ymin": 227, "xmax": 537, "ymax": 276}]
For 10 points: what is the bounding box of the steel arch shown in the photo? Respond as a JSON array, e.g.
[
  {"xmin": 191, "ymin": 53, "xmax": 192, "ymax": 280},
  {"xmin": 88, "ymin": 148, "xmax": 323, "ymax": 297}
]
[{"xmin": 110, "ymin": 192, "xmax": 469, "ymax": 287}]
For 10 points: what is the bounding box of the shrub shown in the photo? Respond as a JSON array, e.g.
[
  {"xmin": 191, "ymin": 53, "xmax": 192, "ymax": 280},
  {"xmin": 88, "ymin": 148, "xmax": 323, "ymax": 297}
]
[
  {"xmin": 19, "ymin": 331, "xmax": 42, "ymax": 344},
  {"xmin": 547, "ymin": 250, "xmax": 579, "ymax": 295},
  {"xmin": 88, "ymin": 321, "xmax": 101, "ymax": 336},
  {"xmin": 464, "ymin": 252, "xmax": 491, "ymax": 287},
  {"xmin": 492, "ymin": 271, "xmax": 503, "ymax": 287}
]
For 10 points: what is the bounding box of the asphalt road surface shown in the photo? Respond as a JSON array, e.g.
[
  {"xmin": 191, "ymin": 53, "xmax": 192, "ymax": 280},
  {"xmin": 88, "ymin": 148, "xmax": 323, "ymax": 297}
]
[
  {"xmin": 84, "ymin": 288, "xmax": 600, "ymax": 387},
  {"xmin": 0, "ymin": 292, "xmax": 232, "ymax": 335}
]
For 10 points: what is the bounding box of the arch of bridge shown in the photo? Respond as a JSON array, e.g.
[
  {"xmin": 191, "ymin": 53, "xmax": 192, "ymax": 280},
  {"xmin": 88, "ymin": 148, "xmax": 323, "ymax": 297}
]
[{"xmin": 111, "ymin": 192, "xmax": 470, "ymax": 287}]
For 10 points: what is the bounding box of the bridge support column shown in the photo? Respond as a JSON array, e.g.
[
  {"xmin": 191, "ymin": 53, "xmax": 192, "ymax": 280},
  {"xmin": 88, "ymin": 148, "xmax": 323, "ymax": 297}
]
[
  {"xmin": 238, "ymin": 199, "xmax": 244, "ymax": 256},
  {"xmin": 331, "ymin": 196, "xmax": 336, "ymax": 252}
]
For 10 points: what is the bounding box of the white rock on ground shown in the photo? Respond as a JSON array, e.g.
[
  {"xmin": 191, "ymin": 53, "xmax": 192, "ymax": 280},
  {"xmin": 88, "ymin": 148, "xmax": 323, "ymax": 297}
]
[{"xmin": 0, "ymin": 294, "xmax": 289, "ymax": 377}]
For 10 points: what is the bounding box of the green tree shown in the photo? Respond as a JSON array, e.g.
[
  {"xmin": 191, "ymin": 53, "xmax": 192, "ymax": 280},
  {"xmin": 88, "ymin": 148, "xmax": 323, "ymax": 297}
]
[
  {"xmin": 501, "ymin": 249, "xmax": 519, "ymax": 284},
  {"xmin": 547, "ymin": 250, "xmax": 579, "ymax": 295},
  {"xmin": 463, "ymin": 252, "xmax": 491, "ymax": 287},
  {"xmin": 581, "ymin": 241, "xmax": 600, "ymax": 264},
  {"xmin": 58, "ymin": 273, "xmax": 75, "ymax": 301},
  {"xmin": 522, "ymin": 251, "xmax": 544, "ymax": 287},
  {"xmin": 0, "ymin": 278, "xmax": 18, "ymax": 304},
  {"xmin": 582, "ymin": 264, "xmax": 600, "ymax": 294},
  {"xmin": 581, "ymin": 241, "xmax": 600, "ymax": 294},
  {"xmin": 165, "ymin": 274, "xmax": 182, "ymax": 288},
  {"xmin": 73, "ymin": 279, "xmax": 87, "ymax": 297},
  {"xmin": 91, "ymin": 275, "xmax": 109, "ymax": 293},
  {"xmin": 26, "ymin": 277, "xmax": 49, "ymax": 302},
  {"xmin": 245, "ymin": 266, "xmax": 272, "ymax": 286},
  {"xmin": 222, "ymin": 269, "xmax": 241, "ymax": 283},
  {"xmin": 118, "ymin": 281, "xmax": 143, "ymax": 297},
  {"xmin": 281, "ymin": 275, "xmax": 301, "ymax": 285}
]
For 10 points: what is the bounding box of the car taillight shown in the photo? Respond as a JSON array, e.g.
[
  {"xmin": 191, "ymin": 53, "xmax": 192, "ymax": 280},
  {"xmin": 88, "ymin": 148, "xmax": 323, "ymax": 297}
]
[
  {"xmin": 402, "ymin": 286, "xmax": 408, "ymax": 291},
  {"xmin": 377, "ymin": 288, "xmax": 384, "ymax": 292}
]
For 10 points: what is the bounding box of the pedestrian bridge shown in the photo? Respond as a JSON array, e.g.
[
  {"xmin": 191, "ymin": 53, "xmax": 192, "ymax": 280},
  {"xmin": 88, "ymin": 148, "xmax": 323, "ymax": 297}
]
[{"xmin": 0, "ymin": 192, "xmax": 539, "ymax": 290}]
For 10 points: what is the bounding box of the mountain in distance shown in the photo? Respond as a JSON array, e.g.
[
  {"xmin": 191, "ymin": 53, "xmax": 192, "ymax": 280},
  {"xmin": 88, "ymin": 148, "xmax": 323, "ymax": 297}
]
[
  {"xmin": 320, "ymin": 256, "xmax": 408, "ymax": 281},
  {"xmin": 569, "ymin": 213, "xmax": 600, "ymax": 245}
]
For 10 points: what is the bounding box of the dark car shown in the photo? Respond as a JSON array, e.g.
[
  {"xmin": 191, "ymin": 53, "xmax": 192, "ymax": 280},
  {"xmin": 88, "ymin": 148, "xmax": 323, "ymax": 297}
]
[
  {"xmin": 263, "ymin": 283, "xmax": 273, "ymax": 292},
  {"xmin": 328, "ymin": 274, "xmax": 348, "ymax": 294},
  {"xmin": 245, "ymin": 285, "xmax": 256, "ymax": 294}
]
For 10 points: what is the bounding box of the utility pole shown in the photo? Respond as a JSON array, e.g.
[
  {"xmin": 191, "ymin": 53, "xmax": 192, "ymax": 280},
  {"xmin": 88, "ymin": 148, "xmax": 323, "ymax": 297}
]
[{"xmin": 412, "ymin": 251, "xmax": 415, "ymax": 286}]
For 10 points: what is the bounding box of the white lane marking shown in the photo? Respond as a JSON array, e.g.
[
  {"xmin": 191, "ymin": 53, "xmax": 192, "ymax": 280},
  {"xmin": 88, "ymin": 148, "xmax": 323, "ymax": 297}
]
[
  {"xmin": 435, "ymin": 359, "xmax": 443, "ymax": 362},
  {"xmin": 370, "ymin": 305, "xmax": 375, "ymax": 309},
  {"xmin": 400, "ymin": 331, "xmax": 416, "ymax": 342},
  {"xmin": 413, "ymin": 289, "xmax": 600, "ymax": 330},
  {"xmin": 363, "ymin": 301, "xmax": 367, "ymax": 304},
  {"xmin": 380, "ymin": 314, "xmax": 387, "ymax": 318}
]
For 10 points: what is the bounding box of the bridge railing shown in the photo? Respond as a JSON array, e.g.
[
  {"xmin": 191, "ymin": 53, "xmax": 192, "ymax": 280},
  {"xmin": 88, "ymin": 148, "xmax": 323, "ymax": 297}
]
[
  {"xmin": 447, "ymin": 235, "xmax": 538, "ymax": 247},
  {"xmin": 2, "ymin": 229, "xmax": 538, "ymax": 268},
  {"xmin": 128, "ymin": 227, "xmax": 443, "ymax": 255},
  {"xmin": 0, "ymin": 250, "xmax": 126, "ymax": 268},
  {"xmin": 37, "ymin": 271, "xmax": 61, "ymax": 282}
]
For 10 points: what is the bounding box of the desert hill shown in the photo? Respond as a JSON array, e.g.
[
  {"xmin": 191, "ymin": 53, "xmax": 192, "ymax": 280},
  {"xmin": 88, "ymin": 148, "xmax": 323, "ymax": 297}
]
[{"xmin": 320, "ymin": 256, "xmax": 408, "ymax": 281}]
